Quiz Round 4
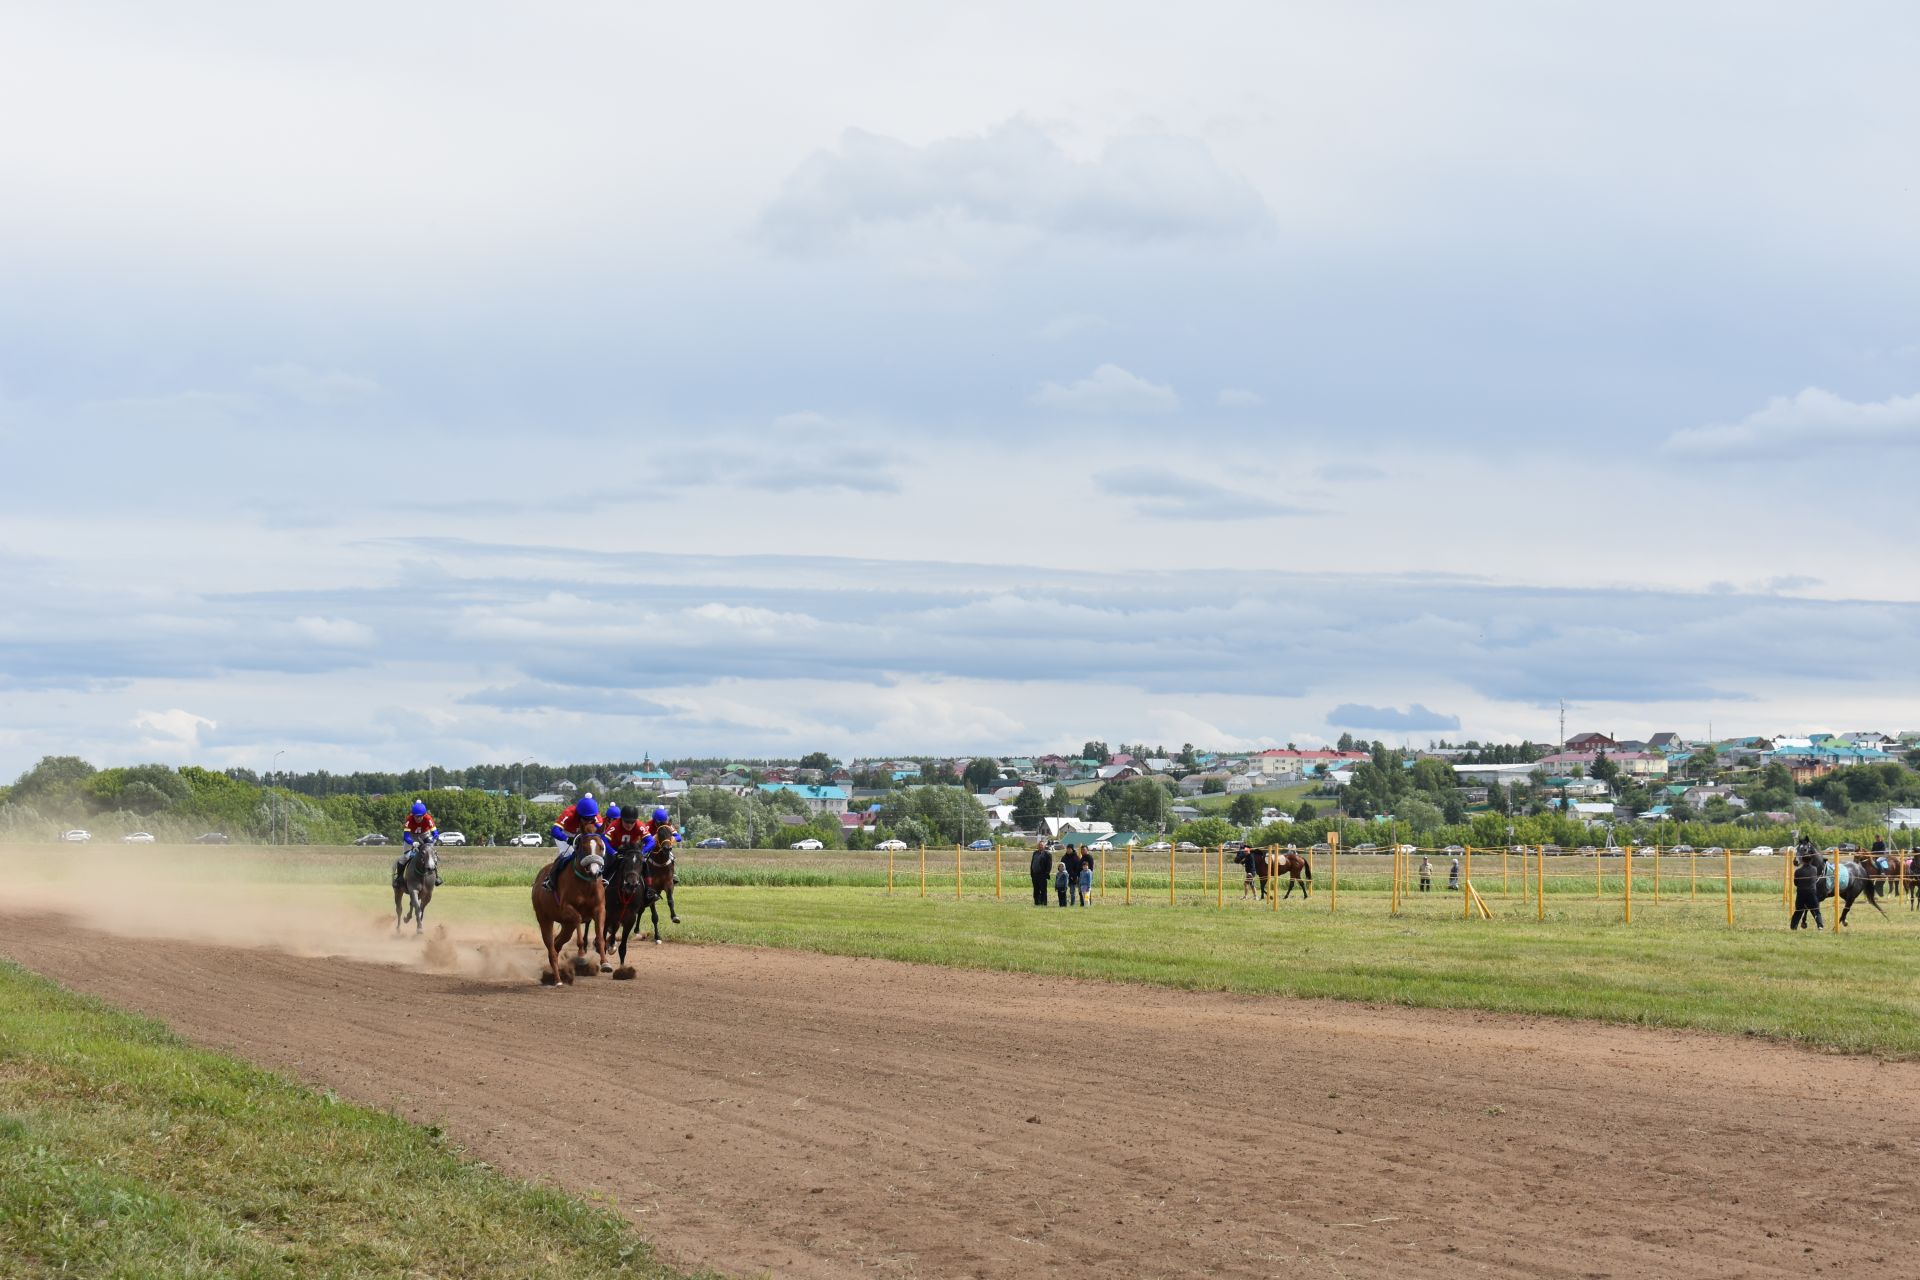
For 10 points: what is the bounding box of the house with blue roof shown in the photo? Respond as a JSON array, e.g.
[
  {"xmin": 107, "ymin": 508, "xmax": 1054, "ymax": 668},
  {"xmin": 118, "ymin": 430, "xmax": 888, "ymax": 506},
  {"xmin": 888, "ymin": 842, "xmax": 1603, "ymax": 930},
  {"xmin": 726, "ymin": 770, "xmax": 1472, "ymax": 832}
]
[{"xmin": 757, "ymin": 782, "xmax": 851, "ymax": 815}]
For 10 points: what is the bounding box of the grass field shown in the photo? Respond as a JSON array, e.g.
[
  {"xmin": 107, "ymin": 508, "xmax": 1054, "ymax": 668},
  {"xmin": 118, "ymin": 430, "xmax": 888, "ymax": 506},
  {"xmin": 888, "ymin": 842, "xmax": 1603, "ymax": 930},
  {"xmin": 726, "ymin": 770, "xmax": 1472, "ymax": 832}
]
[
  {"xmin": 32, "ymin": 842, "xmax": 1906, "ymax": 1058},
  {"xmin": 0, "ymin": 960, "xmax": 707, "ymax": 1280}
]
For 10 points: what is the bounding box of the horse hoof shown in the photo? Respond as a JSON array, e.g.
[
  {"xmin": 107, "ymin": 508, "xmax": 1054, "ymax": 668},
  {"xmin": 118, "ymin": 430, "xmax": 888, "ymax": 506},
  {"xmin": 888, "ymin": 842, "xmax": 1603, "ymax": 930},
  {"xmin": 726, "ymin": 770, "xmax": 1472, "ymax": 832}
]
[
  {"xmin": 539, "ymin": 972, "xmax": 558, "ymax": 986},
  {"xmin": 670, "ymin": 917, "xmax": 681, "ymax": 925},
  {"xmin": 599, "ymin": 964, "xmax": 612, "ymax": 974},
  {"xmin": 559, "ymin": 968, "xmax": 574, "ymax": 985},
  {"xmin": 613, "ymin": 967, "xmax": 636, "ymax": 981},
  {"xmin": 654, "ymin": 938, "xmax": 662, "ymax": 946}
]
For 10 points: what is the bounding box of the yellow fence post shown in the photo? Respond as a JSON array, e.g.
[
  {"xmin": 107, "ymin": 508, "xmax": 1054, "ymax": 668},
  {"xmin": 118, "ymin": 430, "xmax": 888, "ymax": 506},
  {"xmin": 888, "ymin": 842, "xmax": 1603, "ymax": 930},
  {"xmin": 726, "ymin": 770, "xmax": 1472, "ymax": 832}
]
[
  {"xmin": 919, "ymin": 843, "xmax": 926, "ymax": 898},
  {"xmin": 1595, "ymin": 845, "xmax": 1602, "ymax": 899},
  {"xmin": 1536, "ymin": 844, "xmax": 1545, "ymax": 921},
  {"xmin": 1328, "ymin": 832, "xmax": 1340, "ymax": 914},
  {"xmin": 1100, "ymin": 847, "xmax": 1106, "ymax": 901},
  {"xmin": 1724, "ymin": 846, "xmax": 1733, "ymax": 926},
  {"xmin": 1462, "ymin": 844, "xmax": 1472, "ymax": 919},
  {"xmin": 1390, "ymin": 843, "xmax": 1400, "ymax": 916},
  {"xmin": 1690, "ymin": 847, "xmax": 1697, "ymax": 902},
  {"xmin": 994, "ymin": 844, "xmax": 1002, "ymax": 899},
  {"xmin": 1169, "ymin": 842, "xmax": 1177, "ymax": 907},
  {"xmin": 888, "ymin": 844, "xmax": 895, "ymax": 894},
  {"xmin": 1502, "ymin": 844, "xmax": 1509, "ymax": 896},
  {"xmin": 1624, "ymin": 845, "xmax": 1634, "ymax": 924},
  {"xmin": 1125, "ymin": 845, "xmax": 1133, "ymax": 906}
]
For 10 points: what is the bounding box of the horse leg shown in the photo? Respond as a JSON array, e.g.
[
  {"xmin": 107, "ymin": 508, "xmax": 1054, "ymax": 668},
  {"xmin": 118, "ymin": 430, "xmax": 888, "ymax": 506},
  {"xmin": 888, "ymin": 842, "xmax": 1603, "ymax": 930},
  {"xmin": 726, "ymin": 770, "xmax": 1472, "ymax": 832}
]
[
  {"xmin": 394, "ymin": 886, "xmax": 404, "ymax": 932},
  {"xmin": 667, "ymin": 882, "xmax": 680, "ymax": 925},
  {"xmin": 595, "ymin": 901, "xmax": 610, "ymax": 972},
  {"xmin": 648, "ymin": 896, "xmax": 661, "ymax": 944},
  {"xmin": 538, "ymin": 916, "xmax": 563, "ymax": 985},
  {"xmin": 414, "ymin": 885, "xmax": 429, "ymax": 934}
]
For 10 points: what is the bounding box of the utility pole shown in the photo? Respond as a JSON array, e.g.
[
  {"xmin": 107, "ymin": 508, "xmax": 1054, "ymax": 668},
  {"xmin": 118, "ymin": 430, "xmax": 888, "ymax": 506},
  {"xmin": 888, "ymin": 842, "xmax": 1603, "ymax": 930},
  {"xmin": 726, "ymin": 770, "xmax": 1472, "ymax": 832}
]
[
  {"xmin": 1558, "ymin": 699, "xmax": 1566, "ymax": 751},
  {"xmin": 272, "ymin": 750, "xmax": 285, "ymax": 846}
]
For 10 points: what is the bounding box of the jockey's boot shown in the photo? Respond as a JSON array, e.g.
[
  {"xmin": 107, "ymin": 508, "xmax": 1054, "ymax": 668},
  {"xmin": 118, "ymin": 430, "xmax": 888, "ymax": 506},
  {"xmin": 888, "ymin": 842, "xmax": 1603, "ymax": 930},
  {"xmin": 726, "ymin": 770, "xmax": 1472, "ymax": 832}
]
[
  {"xmin": 545, "ymin": 853, "xmax": 569, "ymax": 892},
  {"xmin": 434, "ymin": 868, "xmax": 444, "ymax": 887}
]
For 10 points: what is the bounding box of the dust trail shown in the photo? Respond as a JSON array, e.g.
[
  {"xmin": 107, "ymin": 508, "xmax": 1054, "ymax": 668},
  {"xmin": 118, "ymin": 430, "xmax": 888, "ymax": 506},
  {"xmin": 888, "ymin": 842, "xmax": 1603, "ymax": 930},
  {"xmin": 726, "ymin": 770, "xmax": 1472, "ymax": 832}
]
[{"xmin": 0, "ymin": 847, "xmax": 548, "ymax": 982}]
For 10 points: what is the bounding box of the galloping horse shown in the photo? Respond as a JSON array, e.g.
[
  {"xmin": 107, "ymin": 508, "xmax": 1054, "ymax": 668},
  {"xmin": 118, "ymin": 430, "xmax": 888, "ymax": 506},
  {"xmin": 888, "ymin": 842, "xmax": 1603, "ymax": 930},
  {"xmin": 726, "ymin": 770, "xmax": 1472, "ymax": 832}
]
[
  {"xmin": 1834, "ymin": 856, "xmax": 1888, "ymax": 927},
  {"xmin": 393, "ymin": 842, "xmax": 438, "ymax": 935},
  {"xmin": 636, "ymin": 838, "xmax": 681, "ymax": 943},
  {"xmin": 531, "ymin": 835, "xmax": 608, "ymax": 985},
  {"xmin": 602, "ymin": 841, "xmax": 652, "ymax": 977},
  {"xmin": 1235, "ymin": 846, "xmax": 1313, "ymax": 900}
]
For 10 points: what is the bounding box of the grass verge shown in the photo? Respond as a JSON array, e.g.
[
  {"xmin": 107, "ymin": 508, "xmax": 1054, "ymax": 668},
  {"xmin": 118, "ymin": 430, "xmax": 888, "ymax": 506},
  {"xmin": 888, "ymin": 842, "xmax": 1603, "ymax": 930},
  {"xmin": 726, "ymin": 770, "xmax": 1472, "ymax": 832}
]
[{"xmin": 0, "ymin": 960, "xmax": 710, "ymax": 1280}]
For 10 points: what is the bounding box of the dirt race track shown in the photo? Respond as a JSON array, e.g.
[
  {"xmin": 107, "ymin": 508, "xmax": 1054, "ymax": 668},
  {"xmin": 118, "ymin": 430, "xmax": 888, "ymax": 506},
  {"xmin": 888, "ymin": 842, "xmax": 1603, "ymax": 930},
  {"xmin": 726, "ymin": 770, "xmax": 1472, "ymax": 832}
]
[{"xmin": 4, "ymin": 912, "xmax": 1918, "ymax": 1279}]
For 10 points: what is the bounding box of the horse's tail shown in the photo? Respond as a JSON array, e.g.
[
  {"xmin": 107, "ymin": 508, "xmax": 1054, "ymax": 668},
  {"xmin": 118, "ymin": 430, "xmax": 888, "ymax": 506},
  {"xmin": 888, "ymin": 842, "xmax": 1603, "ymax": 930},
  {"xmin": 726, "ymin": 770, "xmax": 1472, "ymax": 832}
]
[{"xmin": 1301, "ymin": 851, "xmax": 1313, "ymax": 880}]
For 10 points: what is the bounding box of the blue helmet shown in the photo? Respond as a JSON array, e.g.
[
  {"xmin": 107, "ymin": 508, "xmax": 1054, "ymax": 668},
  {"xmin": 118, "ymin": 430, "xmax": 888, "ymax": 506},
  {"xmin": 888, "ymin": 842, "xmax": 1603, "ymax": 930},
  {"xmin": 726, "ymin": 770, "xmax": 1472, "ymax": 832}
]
[
  {"xmin": 605, "ymin": 803, "xmax": 622, "ymax": 822},
  {"xmin": 576, "ymin": 794, "xmax": 599, "ymax": 819},
  {"xmin": 652, "ymin": 806, "xmax": 670, "ymax": 823},
  {"xmin": 411, "ymin": 800, "xmax": 426, "ymax": 817}
]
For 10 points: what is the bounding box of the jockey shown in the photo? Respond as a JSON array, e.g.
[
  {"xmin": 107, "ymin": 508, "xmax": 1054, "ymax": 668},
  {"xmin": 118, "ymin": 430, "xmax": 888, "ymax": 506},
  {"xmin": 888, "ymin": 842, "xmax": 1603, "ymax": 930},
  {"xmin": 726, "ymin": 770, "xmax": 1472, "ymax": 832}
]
[
  {"xmin": 394, "ymin": 800, "xmax": 444, "ymax": 887},
  {"xmin": 646, "ymin": 805, "xmax": 679, "ymax": 855},
  {"xmin": 604, "ymin": 806, "xmax": 648, "ymax": 860},
  {"xmin": 545, "ymin": 793, "xmax": 603, "ymax": 888}
]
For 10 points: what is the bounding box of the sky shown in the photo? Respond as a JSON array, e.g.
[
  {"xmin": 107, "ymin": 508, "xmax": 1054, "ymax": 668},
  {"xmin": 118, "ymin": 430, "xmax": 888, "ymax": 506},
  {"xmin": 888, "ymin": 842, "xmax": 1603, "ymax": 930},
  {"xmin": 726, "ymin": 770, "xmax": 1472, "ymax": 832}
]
[{"xmin": 3, "ymin": 1, "xmax": 1919, "ymax": 775}]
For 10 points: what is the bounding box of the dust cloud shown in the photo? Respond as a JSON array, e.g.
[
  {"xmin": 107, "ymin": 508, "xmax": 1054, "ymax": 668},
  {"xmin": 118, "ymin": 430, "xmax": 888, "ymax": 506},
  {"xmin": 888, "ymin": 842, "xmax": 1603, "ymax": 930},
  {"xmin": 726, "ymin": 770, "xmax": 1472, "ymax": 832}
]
[{"xmin": 0, "ymin": 847, "xmax": 547, "ymax": 982}]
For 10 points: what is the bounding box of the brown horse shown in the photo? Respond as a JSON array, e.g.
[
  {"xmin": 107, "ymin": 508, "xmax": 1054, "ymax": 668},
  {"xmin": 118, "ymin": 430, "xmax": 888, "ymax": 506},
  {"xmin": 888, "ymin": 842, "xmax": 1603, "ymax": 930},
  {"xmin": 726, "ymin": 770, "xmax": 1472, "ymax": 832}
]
[
  {"xmin": 636, "ymin": 839, "xmax": 680, "ymax": 943},
  {"xmin": 1235, "ymin": 846, "xmax": 1313, "ymax": 900},
  {"xmin": 531, "ymin": 835, "xmax": 608, "ymax": 985},
  {"xmin": 1908, "ymin": 854, "xmax": 1920, "ymax": 910}
]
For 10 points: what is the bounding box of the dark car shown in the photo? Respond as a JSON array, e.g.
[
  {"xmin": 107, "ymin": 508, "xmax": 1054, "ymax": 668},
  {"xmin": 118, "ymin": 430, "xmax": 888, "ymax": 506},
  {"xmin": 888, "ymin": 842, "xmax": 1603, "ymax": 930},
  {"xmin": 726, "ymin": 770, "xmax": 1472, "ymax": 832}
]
[
  {"xmin": 696, "ymin": 837, "xmax": 728, "ymax": 849},
  {"xmin": 967, "ymin": 838, "xmax": 994, "ymax": 850},
  {"xmin": 352, "ymin": 833, "xmax": 391, "ymax": 846},
  {"xmin": 191, "ymin": 832, "xmax": 230, "ymax": 844}
]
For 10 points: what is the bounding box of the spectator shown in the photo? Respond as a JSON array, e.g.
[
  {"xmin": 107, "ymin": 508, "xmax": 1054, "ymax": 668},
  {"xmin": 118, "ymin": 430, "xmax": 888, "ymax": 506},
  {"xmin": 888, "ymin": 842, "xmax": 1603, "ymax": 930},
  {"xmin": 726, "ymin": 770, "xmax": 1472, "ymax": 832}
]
[
  {"xmin": 1029, "ymin": 842, "xmax": 1052, "ymax": 907},
  {"xmin": 1447, "ymin": 856, "xmax": 1461, "ymax": 892},
  {"xmin": 1076, "ymin": 849, "xmax": 1093, "ymax": 906},
  {"xmin": 1418, "ymin": 857, "xmax": 1433, "ymax": 893},
  {"xmin": 1054, "ymin": 852, "xmax": 1071, "ymax": 906},
  {"xmin": 1791, "ymin": 836, "xmax": 1825, "ymax": 930}
]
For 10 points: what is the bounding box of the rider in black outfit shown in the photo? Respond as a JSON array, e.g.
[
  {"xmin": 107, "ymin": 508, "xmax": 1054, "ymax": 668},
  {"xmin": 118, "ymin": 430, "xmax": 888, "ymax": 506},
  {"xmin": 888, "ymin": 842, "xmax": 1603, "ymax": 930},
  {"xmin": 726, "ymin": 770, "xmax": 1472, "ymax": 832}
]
[
  {"xmin": 1030, "ymin": 842, "xmax": 1053, "ymax": 906},
  {"xmin": 1790, "ymin": 837, "xmax": 1825, "ymax": 930}
]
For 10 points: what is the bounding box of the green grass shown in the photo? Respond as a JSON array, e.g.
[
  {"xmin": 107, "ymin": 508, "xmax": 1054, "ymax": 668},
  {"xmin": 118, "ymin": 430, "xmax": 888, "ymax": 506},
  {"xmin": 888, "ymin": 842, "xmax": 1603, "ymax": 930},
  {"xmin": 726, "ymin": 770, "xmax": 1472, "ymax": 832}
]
[{"xmin": 0, "ymin": 961, "xmax": 710, "ymax": 1280}]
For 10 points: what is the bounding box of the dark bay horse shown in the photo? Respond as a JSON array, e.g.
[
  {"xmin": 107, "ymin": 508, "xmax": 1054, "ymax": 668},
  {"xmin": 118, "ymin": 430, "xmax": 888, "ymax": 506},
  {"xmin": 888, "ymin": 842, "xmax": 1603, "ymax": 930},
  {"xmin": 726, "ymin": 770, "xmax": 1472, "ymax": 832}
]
[
  {"xmin": 531, "ymin": 836, "xmax": 607, "ymax": 985},
  {"xmin": 602, "ymin": 842, "xmax": 653, "ymax": 978},
  {"xmin": 1235, "ymin": 847, "xmax": 1313, "ymax": 900},
  {"xmin": 393, "ymin": 843, "xmax": 438, "ymax": 935},
  {"xmin": 637, "ymin": 839, "xmax": 680, "ymax": 942},
  {"xmin": 1834, "ymin": 857, "xmax": 1888, "ymax": 927},
  {"xmin": 1908, "ymin": 854, "xmax": 1920, "ymax": 910}
]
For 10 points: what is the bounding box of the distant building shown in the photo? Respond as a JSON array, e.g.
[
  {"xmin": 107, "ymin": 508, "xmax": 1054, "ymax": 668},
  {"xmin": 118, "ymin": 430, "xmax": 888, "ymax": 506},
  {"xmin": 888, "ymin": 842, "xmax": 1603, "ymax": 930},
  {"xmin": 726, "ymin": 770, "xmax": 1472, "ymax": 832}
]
[{"xmin": 756, "ymin": 782, "xmax": 851, "ymax": 815}]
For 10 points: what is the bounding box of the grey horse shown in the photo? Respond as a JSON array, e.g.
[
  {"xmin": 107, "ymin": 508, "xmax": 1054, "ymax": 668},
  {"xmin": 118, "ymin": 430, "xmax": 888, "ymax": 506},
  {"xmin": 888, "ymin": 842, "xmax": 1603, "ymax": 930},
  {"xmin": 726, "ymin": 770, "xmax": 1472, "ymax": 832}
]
[{"xmin": 393, "ymin": 843, "xmax": 439, "ymax": 935}]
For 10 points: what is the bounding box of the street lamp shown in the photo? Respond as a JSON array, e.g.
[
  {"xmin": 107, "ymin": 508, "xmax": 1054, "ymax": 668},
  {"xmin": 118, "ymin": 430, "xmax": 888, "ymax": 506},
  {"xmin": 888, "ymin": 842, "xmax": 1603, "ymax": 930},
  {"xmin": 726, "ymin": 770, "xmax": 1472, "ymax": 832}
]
[{"xmin": 272, "ymin": 750, "xmax": 285, "ymax": 846}]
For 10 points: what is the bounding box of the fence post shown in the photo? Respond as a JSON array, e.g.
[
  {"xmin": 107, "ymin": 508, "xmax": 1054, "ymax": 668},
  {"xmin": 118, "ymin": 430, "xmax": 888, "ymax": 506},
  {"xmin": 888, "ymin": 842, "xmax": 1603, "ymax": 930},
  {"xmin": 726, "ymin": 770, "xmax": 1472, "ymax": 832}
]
[
  {"xmin": 919, "ymin": 843, "xmax": 926, "ymax": 898},
  {"xmin": 1536, "ymin": 844, "xmax": 1544, "ymax": 920},
  {"xmin": 888, "ymin": 844, "xmax": 895, "ymax": 894},
  {"xmin": 1329, "ymin": 832, "xmax": 1340, "ymax": 914},
  {"xmin": 1782, "ymin": 850, "xmax": 1792, "ymax": 908},
  {"xmin": 1832, "ymin": 847, "xmax": 1841, "ymax": 935},
  {"xmin": 1502, "ymin": 845, "xmax": 1509, "ymax": 896},
  {"xmin": 995, "ymin": 844, "xmax": 1002, "ymax": 899},
  {"xmin": 1595, "ymin": 845, "xmax": 1602, "ymax": 899},
  {"xmin": 1653, "ymin": 843, "xmax": 1661, "ymax": 904},
  {"xmin": 1216, "ymin": 846, "xmax": 1224, "ymax": 910},
  {"xmin": 1724, "ymin": 846, "xmax": 1733, "ymax": 926},
  {"xmin": 1100, "ymin": 846, "xmax": 1106, "ymax": 901},
  {"xmin": 1169, "ymin": 842, "xmax": 1177, "ymax": 907},
  {"xmin": 1462, "ymin": 844, "xmax": 1472, "ymax": 919},
  {"xmin": 1125, "ymin": 845, "xmax": 1133, "ymax": 906},
  {"xmin": 1624, "ymin": 844, "xmax": 1634, "ymax": 924},
  {"xmin": 1390, "ymin": 842, "xmax": 1400, "ymax": 916},
  {"xmin": 1272, "ymin": 848, "xmax": 1280, "ymax": 912},
  {"xmin": 1690, "ymin": 847, "xmax": 1697, "ymax": 902},
  {"xmin": 955, "ymin": 843, "xmax": 962, "ymax": 900}
]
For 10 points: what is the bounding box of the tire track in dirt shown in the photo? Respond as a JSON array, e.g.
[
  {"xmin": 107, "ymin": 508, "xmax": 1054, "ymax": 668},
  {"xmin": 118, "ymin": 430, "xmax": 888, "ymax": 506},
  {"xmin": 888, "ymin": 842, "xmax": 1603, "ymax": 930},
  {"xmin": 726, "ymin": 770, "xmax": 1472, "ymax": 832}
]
[{"xmin": 3, "ymin": 911, "xmax": 1915, "ymax": 1278}]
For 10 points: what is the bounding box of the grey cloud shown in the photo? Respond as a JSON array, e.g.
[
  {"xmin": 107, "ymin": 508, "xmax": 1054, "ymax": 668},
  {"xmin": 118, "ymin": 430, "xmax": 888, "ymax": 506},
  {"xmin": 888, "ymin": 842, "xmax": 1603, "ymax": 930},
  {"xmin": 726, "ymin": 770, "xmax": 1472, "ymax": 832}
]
[
  {"xmin": 760, "ymin": 118, "xmax": 1273, "ymax": 254},
  {"xmin": 458, "ymin": 682, "xmax": 673, "ymax": 717},
  {"xmin": 1317, "ymin": 463, "xmax": 1386, "ymax": 483},
  {"xmin": 1032, "ymin": 364, "xmax": 1179, "ymax": 414},
  {"xmin": 1327, "ymin": 703, "xmax": 1462, "ymax": 732},
  {"xmin": 1094, "ymin": 466, "xmax": 1310, "ymax": 521}
]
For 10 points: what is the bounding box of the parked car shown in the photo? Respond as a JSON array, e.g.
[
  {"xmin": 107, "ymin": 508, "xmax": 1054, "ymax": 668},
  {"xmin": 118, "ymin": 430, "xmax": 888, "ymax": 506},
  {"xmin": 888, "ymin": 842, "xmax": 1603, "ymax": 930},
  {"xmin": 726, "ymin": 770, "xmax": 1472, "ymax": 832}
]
[
  {"xmin": 1838, "ymin": 842, "xmax": 1860, "ymax": 853},
  {"xmin": 875, "ymin": 839, "xmax": 907, "ymax": 851},
  {"xmin": 60, "ymin": 829, "xmax": 91, "ymax": 843},
  {"xmin": 790, "ymin": 838, "xmax": 825, "ymax": 851},
  {"xmin": 1353, "ymin": 843, "xmax": 1379, "ymax": 853},
  {"xmin": 121, "ymin": 832, "xmax": 155, "ymax": 843},
  {"xmin": 1145, "ymin": 841, "xmax": 1172, "ymax": 851},
  {"xmin": 352, "ymin": 833, "xmax": 391, "ymax": 846},
  {"xmin": 191, "ymin": 832, "xmax": 229, "ymax": 844},
  {"xmin": 438, "ymin": 831, "xmax": 467, "ymax": 846},
  {"xmin": 1444, "ymin": 844, "xmax": 1465, "ymax": 854},
  {"xmin": 1088, "ymin": 840, "xmax": 1114, "ymax": 852},
  {"xmin": 1671, "ymin": 844, "xmax": 1695, "ymax": 854},
  {"xmin": 1751, "ymin": 845, "xmax": 1776, "ymax": 856},
  {"xmin": 696, "ymin": 836, "xmax": 729, "ymax": 849},
  {"xmin": 967, "ymin": 838, "xmax": 994, "ymax": 851},
  {"xmin": 1702, "ymin": 846, "xmax": 1726, "ymax": 856},
  {"xmin": 1176, "ymin": 841, "xmax": 1201, "ymax": 852},
  {"xmin": 507, "ymin": 832, "xmax": 543, "ymax": 847}
]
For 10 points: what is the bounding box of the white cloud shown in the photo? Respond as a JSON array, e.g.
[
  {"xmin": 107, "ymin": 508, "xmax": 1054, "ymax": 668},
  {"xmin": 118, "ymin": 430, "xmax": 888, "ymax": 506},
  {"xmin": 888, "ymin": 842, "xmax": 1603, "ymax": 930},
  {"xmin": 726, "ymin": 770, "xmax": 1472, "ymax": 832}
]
[
  {"xmin": 292, "ymin": 616, "xmax": 375, "ymax": 647},
  {"xmin": 133, "ymin": 707, "xmax": 216, "ymax": 747},
  {"xmin": 1093, "ymin": 467, "xmax": 1309, "ymax": 521},
  {"xmin": 760, "ymin": 117, "xmax": 1272, "ymax": 254},
  {"xmin": 1216, "ymin": 388, "xmax": 1263, "ymax": 408},
  {"xmin": 251, "ymin": 363, "xmax": 379, "ymax": 404},
  {"xmin": 1664, "ymin": 387, "xmax": 1920, "ymax": 459},
  {"xmin": 1032, "ymin": 363, "xmax": 1179, "ymax": 414}
]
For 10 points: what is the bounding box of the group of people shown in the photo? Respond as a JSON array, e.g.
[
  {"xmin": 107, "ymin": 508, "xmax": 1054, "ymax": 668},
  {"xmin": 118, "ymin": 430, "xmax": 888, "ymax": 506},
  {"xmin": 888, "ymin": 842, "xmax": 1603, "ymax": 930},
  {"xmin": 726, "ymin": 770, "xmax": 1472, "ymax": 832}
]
[
  {"xmin": 1028, "ymin": 841, "xmax": 1093, "ymax": 906},
  {"xmin": 1413, "ymin": 856, "xmax": 1463, "ymax": 893},
  {"xmin": 390, "ymin": 793, "xmax": 680, "ymax": 892},
  {"xmin": 547, "ymin": 793, "xmax": 678, "ymax": 888}
]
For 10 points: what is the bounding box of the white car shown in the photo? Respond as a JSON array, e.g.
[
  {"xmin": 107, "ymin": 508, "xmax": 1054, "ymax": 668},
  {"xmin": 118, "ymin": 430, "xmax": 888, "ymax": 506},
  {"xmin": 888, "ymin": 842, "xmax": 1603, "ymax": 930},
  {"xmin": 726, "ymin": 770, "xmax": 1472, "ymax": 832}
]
[
  {"xmin": 1750, "ymin": 845, "xmax": 1775, "ymax": 856},
  {"xmin": 1176, "ymin": 841, "xmax": 1201, "ymax": 852},
  {"xmin": 1088, "ymin": 840, "xmax": 1114, "ymax": 852},
  {"xmin": 1145, "ymin": 841, "xmax": 1172, "ymax": 851},
  {"xmin": 438, "ymin": 831, "xmax": 467, "ymax": 846},
  {"xmin": 61, "ymin": 829, "xmax": 91, "ymax": 843},
  {"xmin": 791, "ymin": 838, "xmax": 825, "ymax": 851},
  {"xmin": 875, "ymin": 839, "xmax": 908, "ymax": 851},
  {"xmin": 508, "ymin": 832, "xmax": 544, "ymax": 847},
  {"xmin": 121, "ymin": 832, "xmax": 155, "ymax": 844}
]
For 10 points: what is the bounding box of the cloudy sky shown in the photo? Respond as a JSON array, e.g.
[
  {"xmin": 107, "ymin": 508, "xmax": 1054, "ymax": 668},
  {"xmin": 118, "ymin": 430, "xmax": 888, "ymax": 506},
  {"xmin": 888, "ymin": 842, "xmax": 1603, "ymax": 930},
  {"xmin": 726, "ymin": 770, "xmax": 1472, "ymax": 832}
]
[{"xmin": 4, "ymin": 1, "xmax": 1919, "ymax": 775}]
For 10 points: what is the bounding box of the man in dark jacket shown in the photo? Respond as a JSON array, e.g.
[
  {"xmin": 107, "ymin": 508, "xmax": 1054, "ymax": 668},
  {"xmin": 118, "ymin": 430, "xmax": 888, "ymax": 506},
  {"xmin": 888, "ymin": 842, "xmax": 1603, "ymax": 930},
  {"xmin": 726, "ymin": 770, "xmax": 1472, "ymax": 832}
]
[
  {"xmin": 1030, "ymin": 842, "xmax": 1053, "ymax": 906},
  {"xmin": 1791, "ymin": 838, "xmax": 1825, "ymax": 930},
  {"xmin": 1059, "ymin": 849, "xmax": 1083, "ymax": 907}
]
